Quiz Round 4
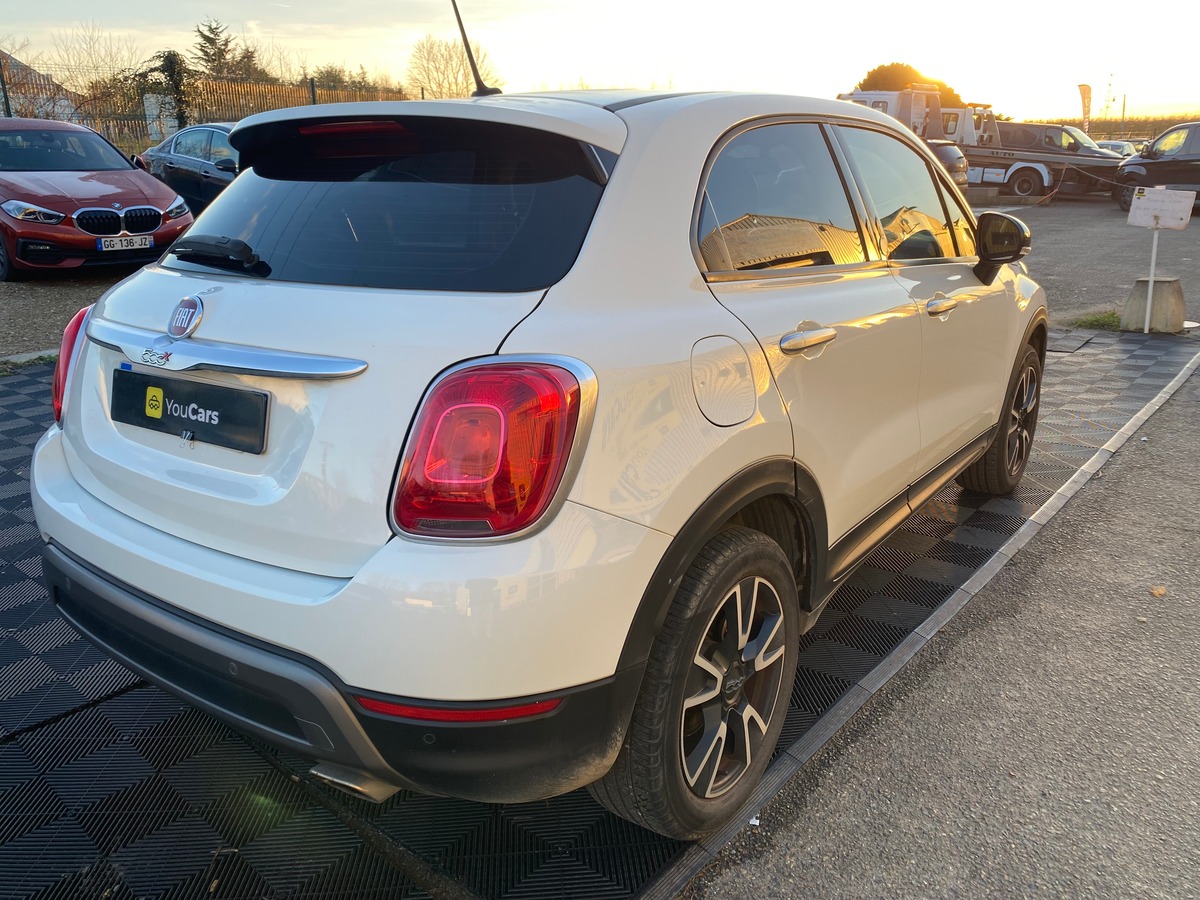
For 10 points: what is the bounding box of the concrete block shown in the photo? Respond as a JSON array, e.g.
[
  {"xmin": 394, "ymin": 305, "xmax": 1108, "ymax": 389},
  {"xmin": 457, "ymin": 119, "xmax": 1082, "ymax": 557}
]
[{"xmin": 1121, "ymin": 276, "xmax": 1186, "ymax": 333}]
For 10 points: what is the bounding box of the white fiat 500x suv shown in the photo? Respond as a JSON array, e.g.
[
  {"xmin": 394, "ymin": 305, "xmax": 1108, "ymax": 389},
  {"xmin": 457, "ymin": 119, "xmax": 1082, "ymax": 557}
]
[{"xmin": 32, "ymin": 91, "xmax": 1046, "ymax": 840}]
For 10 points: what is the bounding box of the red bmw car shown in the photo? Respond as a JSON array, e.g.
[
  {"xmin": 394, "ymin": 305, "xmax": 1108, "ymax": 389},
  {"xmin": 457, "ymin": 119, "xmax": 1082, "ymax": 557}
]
[{"xmin": 0, "ymin": 118, "xmax": 193, "ymax": 280}]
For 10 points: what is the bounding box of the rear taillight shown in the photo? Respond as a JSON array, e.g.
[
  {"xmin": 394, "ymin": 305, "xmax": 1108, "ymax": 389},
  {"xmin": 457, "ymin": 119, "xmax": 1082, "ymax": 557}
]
[
  {"xmin": 52, "ymin": 305, "xmax": 92, "ymax": 423},
  {"xmin": 393, "ymin": 363, "xmax": 582, "ymax": 537}
]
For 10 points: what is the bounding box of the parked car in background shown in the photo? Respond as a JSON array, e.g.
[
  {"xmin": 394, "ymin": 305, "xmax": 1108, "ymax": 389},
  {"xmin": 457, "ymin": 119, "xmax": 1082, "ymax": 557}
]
[
  {"xmin": 1112, "ymin": 122, "xmax": 1200, "ymax": 210},
  {"xmin": 140, "ymin": 122, "xmax": 238, "ymax": 213},
  {"xmin": 0, "ymin": 118, "xmax": 192, "ymax": 281},
  {"xmin": 1096, "ymin": 140, "xmax": 1137, "ymax": 157},
  {"xmin": 33, "ymin": 91, "xmax": 1045, "ymax": 841},
  {"xmin": 926, "ymin": 138, "xmax": 969, "ymax": 185}
]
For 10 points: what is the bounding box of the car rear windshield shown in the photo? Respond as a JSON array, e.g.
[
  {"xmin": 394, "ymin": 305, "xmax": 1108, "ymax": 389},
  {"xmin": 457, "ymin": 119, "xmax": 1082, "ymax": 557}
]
[
  {"xmin": 0, "ymin": 129, "xmax": 132, "ymax": 172},
  {"xmin": 166, "ymin": 117, "xmax": 610, "ymax": 292}
]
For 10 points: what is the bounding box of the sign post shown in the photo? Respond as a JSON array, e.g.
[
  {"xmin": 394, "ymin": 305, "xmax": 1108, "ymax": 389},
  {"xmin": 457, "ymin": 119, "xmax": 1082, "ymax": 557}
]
[{"xmin": 1127, "ymin": 187, "xmax": 1195, "ymax": 334}]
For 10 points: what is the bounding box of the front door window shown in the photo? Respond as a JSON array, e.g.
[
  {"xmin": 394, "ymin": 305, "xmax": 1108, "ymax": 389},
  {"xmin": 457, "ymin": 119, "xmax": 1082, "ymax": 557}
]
[{"xmin": 1154, "ymin": 129, "xmax": 1188, "ymax": 157}]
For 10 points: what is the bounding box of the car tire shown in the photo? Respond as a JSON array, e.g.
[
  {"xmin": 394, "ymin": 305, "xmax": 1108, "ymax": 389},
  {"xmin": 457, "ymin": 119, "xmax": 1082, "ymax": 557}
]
[
  {"xmin": 588, "ymin": 526, "xmax": 799, "ymax": 840},
  {"xmin": 1007, "ymin": 169, "xmax": 1044, "ymax": 198},
  {"xmin": 957, "ymin": 344, "xmax": 1041, "ymax": 495},
  {"xmin": 0, "ymin": 237, "xmax": 22, "ymax": 282},
  {"xmin": 1115, "ymin": 181, "xmax": 1136, "ymax": 212}
]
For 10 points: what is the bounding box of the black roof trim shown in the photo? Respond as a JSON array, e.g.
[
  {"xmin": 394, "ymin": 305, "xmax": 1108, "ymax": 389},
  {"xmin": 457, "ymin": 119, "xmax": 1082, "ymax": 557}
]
[{"xmin": 603, "ymin": 92, "xmax": 715, "ymax": 112}]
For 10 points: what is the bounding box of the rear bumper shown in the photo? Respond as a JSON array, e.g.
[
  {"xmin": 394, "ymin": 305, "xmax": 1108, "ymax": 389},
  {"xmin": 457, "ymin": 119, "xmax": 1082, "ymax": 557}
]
[{"xmin": 43, "ymin": 542, "xmax": 644, "ymax": 802}]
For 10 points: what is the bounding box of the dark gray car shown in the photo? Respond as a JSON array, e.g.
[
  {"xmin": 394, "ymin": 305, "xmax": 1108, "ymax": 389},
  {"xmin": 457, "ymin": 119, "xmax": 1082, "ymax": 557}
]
[
  {"xmin": 140, "ymin": 123, "xmax": 238, "ymax": 213},
  {"xmin": 1112, "ymin": 122, "xmax": 1200, "ymax": 210}
]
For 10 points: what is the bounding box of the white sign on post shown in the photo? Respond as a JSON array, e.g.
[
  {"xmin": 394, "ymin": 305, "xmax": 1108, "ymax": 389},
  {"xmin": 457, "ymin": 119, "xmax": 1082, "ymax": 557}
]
[
  {"xmin": 1128, "ymin": 186, "xmax": 1195, "ymax": 230},
  {"xmin": 1126, "ymin": 187, "xmax": 1195, "ymax": 333}
]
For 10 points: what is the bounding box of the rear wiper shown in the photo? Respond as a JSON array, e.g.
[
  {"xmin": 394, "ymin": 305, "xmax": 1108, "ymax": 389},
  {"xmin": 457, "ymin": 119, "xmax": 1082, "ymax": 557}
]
[{"xmin": 168, "ymin": 234, "xmax": 271, "ymax": 277}]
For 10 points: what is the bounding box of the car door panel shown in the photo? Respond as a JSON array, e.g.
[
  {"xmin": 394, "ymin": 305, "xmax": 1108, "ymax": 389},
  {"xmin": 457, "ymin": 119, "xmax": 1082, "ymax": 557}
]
[
  {"xmin": 698, "ymin": 121, "xmax": 922, "ymax": 545},
  {"xmin": 165, "ymin": 128, "xmax": 211, "ymax": 210},
  {"xmin": 833, "ymin": 124, "xmax": 1014, "ymax": 478},
  {"xmin": 711, "ymin": 271, "xmax": 922, "ymax": 543},
  {"xmin": 892, "ymin": 261, "xmax": 1016, "ymax": 472}
]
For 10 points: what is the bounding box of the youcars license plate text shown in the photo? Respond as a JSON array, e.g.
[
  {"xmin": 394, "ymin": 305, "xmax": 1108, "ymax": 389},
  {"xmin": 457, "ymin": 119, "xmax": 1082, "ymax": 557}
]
[
  {"xmin": 97, "ymin": 235, "xmax": 154, "ymax": 251},
  {"xmin": 110, "ymin": 368, "xmax": 269, "ymax": 454}
]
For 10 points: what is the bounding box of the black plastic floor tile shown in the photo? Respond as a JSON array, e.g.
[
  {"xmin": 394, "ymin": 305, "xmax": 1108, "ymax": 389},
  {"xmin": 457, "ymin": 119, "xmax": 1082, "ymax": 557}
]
[{"xmin": 2, "ymin": 334, "xmax": 1198, "ymax": 899}]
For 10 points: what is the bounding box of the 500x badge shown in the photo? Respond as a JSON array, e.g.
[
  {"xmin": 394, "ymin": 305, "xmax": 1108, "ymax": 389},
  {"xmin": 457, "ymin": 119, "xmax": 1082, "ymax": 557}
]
[{"xmin": 141, "ymin": 349, "xmax": 173, "ymax": 367}]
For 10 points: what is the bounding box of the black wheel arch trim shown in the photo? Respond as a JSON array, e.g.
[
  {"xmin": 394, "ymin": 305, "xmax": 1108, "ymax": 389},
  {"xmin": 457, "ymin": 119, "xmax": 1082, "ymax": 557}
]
[
  {"xmin": 1021, "ymin": 309, "xmax": 1049, "ymax": 364},
  {"xmin": 615, "ymin": 457, "xmax": 828, "ymax": 673}
]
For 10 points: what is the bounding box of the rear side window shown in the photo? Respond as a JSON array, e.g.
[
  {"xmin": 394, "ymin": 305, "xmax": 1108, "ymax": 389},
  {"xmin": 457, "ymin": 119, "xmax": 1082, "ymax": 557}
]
[
  {"xmin": 167, "ymin": 118, "xmax": 607, "ymax": 292},
  {"xmin": 998, "ymin": 124, "xmax": 1039, "ymax": 148},
  {"xmin": 699, "ymin": 122, "xmax": 866, "ymax": 272}
]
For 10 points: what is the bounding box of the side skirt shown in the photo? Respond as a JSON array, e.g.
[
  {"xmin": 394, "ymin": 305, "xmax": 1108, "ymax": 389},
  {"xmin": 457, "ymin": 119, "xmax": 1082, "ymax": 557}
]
[{"xmin": 815, "ymin": 426, "xmax": 996, "ymax": 606}]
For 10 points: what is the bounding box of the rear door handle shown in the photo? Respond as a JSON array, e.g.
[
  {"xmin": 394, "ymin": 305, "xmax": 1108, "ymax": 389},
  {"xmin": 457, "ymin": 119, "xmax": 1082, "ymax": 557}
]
[
  {"xmin": 780, "ymin": 326, "xmax": 837, "ymax": 355},
  {"xmin": 927, "ymin": 297, "xmax": 959, "ymax": 317}
]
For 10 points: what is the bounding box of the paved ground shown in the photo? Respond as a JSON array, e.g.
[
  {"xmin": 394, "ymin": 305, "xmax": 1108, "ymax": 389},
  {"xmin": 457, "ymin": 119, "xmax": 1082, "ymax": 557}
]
[{"xmin": 683, "ymin": 361, "xmax": 1200, "ymax": 899}]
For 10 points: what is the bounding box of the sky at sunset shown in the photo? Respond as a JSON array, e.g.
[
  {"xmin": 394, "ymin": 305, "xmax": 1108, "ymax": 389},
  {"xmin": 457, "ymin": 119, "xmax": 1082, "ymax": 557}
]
[{"xmin": 3, "ymin": 0, "xmax": 1195, "ymax": 123}]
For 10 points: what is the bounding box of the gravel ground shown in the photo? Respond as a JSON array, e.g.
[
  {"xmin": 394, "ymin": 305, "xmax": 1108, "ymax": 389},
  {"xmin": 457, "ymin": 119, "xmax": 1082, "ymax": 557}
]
[
  {"xmin": 0, "ymin": 266, "xmax": 134, "ymax": 358},
  {"xmin": 1002, "ymin": 194, "xmax": 1200, "ymax": 328}
]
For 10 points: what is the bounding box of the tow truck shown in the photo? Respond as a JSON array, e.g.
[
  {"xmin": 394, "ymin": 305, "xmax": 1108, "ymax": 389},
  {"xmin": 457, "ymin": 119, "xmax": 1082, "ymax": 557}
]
[{"xmin": 838, "ymin": 84, "xmax": 1122, "ymax": 197}]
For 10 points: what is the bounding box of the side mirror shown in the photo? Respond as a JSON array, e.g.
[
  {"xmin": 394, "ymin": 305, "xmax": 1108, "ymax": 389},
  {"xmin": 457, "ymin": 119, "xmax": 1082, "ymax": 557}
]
[
  {"xmin": 1067, "ymin": 140, "xmax": 1080, "ymax": 152},
  {"xmin": 1142, "ymin": 146, "xmax": 1159, "ymax": 160},
  {"xmin": 214, "ymin": 158, "xmax": 238, "ymax": 174},
  {"xmin": 131, "ymin": 154, "xmax": 147, "ymax": 170},
  {"xmin": 973, "ymin": 211, "xmax": 1031, "ymax": 285}
]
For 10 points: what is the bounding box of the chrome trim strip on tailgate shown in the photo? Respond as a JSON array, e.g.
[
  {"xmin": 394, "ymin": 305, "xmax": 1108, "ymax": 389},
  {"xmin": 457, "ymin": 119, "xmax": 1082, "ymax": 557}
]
[{"xmin": 87, "ymin": 318, "xmax": 368, "ymax": 380}]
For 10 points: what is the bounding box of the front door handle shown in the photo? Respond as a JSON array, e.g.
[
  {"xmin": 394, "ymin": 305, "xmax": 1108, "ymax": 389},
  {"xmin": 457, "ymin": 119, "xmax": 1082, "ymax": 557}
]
[
  {"xmin": 927, "ymin": 297, "xmax": 959, "ymax": 317},
  {"xmin": 780, "ymin": 326, "xmax": 837, "ymax": 355}
]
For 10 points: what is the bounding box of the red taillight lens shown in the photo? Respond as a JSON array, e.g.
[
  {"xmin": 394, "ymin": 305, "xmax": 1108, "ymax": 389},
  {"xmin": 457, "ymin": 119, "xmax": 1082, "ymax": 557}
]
[
  {"xmin": 394, "ymin": 363, "xmax": 582, "ymax": 537},
  {"xmin": 297, "ymin": 121, "xmax": 408, "ymax": 136},
  {"xmin": 52, "ymin": 305, "xmax": 92, "ymax": 423},
  {"xmin": 354, "ymin": 695, "xmax": 561, "ymax": 723}
]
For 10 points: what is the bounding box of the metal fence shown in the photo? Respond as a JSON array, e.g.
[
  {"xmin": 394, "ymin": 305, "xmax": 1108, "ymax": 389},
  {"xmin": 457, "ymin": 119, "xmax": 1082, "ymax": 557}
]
[{"xmin": 0, "ymin": 54, "xmax": 409, "ymax": 154}]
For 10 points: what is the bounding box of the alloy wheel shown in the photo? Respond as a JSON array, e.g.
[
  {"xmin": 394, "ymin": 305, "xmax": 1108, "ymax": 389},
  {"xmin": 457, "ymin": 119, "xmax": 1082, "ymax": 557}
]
[
  {"xmin": 1006, "ymin": 362, "xmax": 1039, "ymax": 476},
  {"xmin": 680, "ymin": 575, "xmax": 788, "ymax": 799}
]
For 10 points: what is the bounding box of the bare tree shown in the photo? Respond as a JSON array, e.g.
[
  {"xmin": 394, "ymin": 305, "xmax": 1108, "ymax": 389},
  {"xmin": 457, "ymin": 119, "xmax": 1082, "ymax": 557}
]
[
  {"xmin": 45, "ymin": 21, "xmax": 143, "ymax": 91},
  {"xmin": 1, "ymin": 26, "xmax": 141, "ymax": 122},
  {"xmin": 405, "ymin": 35, "xmax": 499, "ymax": 99}
]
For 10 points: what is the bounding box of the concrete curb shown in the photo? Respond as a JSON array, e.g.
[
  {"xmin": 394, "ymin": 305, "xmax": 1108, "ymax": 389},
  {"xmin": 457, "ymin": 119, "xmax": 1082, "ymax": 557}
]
[{"xmin": 1, "ymin": 349, "xmax": 59, "ymax": 364}]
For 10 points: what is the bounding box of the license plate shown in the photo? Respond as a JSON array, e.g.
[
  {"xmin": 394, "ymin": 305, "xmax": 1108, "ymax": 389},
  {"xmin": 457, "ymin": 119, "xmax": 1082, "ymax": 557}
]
[
  {"xmin": 97, "ymin": 235, "xmax": 154, "ymax": 251},
  {"xmin": 110, "ymin": 368, "xmax": 269, "ymax": 454}
]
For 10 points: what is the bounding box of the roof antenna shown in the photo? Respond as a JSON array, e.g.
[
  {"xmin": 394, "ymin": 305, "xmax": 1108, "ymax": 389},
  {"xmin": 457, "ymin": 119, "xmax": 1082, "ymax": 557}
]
[{"xmin": 449, "ymin": 0, "xmax": 501, "ymax": 97}]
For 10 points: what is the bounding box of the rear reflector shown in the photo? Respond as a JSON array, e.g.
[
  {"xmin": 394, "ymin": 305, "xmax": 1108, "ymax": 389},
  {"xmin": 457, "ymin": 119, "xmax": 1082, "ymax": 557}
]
[{"xmin": 354, "ymin": 695, "xmax": 561, "ymax": 722}]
